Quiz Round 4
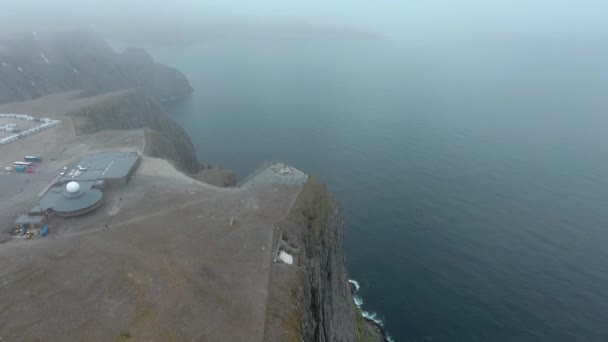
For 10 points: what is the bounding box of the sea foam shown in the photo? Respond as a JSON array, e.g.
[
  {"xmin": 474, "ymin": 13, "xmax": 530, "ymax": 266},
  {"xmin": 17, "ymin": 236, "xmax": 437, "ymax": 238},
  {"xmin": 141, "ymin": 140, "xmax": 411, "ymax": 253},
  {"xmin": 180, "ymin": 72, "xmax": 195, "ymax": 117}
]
[
  {"xmin": 354, "ymin": 295, "xmax": 363, "ymax": 306},
  {"xmin": 348, "ymin": 279, "xmax": 360, "ymax": 291},
  {"xmin": 349, "ymin": 278, "xmax": 394, "ymax": 341}
]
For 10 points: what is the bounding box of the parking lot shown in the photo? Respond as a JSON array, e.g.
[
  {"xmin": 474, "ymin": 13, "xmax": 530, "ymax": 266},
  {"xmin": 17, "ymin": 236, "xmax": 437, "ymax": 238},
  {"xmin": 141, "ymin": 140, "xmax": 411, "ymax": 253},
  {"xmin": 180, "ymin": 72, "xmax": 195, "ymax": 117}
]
[
  {"xmin": 0, "ymin": 115, "xmax": 62, "ymax": 145},
  {"xmin": 0, "ymin": 163, "xmax": 61, "ymax": 205},
  {"xmin": 0, "ymin": 117, "xmax": 41, "ymax": 138}
]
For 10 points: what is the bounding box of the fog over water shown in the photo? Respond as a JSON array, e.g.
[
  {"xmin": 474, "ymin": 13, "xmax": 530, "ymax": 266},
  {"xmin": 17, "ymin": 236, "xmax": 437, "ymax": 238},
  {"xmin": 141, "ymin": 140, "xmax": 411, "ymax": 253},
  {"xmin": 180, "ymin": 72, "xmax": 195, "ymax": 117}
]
[
  {"xmin": 5, "ymin": 1, "xmax": 608, "ymax": 341},
  {"xmin": 4, "ymin": 0, "xmax": 608, "ymax": 38}
]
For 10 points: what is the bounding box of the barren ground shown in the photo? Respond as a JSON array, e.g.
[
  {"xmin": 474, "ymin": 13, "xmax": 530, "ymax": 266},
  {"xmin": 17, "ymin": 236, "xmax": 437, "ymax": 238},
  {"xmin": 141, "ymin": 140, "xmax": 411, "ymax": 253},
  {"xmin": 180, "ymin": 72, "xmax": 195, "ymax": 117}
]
[{"xmin": 0, "ymin": 93, "xmax": 306, "ymax": 341}]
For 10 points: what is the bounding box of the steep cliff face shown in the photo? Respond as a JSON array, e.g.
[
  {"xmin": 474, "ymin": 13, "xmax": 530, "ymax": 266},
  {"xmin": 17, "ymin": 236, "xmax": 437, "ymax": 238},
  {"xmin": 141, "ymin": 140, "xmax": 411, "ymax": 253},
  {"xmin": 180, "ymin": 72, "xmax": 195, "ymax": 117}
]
[
  {"xmin": 265, "ymin": 177, "xmax": 383, "ymax": 342},
  {"xmin": 300, "ymin": 194, "xmax": 357, "ymax": 341},
  {"xmin": 192, "ymin": 168, "xmax": 237, "ymax": 187},
  {"xmin": 69, "ymin": 90, "xmax": 200, "ymax": 173},
  {"xmin": 0, "ymin": 29, "xmax": 192, "ymax": 104}
]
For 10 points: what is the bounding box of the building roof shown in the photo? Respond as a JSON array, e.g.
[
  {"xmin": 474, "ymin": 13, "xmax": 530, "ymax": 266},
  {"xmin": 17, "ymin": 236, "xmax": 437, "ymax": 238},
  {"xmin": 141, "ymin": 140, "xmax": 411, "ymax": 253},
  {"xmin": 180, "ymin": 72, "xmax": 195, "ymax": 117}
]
[
  {"xmin": 29, "ymin": 152, "xmax": 138, "ymax": 216},
  {"xmin": 58, "ymin": 151, "xmax": 139, "ymax": 183},
  {"xmin": 51, "ymin": 189, "xmax": 102, "ymax": 213},
  {"xmin": 33, "ymin": 181, "xmax": 101, "ymax": 214},
  {"xmin": 15, "ymin": 214, "xmax": 45, "ymax": 225}
]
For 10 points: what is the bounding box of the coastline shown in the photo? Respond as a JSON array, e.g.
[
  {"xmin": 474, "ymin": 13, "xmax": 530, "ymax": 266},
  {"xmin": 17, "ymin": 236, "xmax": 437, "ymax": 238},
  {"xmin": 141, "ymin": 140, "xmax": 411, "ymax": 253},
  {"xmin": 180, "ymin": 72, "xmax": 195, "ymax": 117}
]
[{"xmin": 350, "ymin": 279, "xmax": 394, "ymax": 342}]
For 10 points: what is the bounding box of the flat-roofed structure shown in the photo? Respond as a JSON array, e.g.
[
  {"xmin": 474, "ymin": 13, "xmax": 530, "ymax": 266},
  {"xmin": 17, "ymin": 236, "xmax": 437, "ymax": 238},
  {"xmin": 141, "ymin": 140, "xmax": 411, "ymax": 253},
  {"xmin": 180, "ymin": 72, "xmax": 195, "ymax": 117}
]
[
  {"xmin": 58, "ymin": 151, "xmax": 140, "ymax": 185},
  {"xmin": 15, "ymin": 214, "xmax": 46, "ymax": 228},
  {"xmin": 22, "ymin": 152, "xmax": 140, "ymax": 221}
]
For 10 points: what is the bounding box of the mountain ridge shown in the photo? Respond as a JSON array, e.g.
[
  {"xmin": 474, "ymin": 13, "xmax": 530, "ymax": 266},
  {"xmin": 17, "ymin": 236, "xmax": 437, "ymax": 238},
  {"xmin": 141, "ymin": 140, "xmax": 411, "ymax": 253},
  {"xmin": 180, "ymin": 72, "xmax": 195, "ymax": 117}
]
[{"xmin": 0, "ymin": 29, "xmax": 192, "ymax": 104}]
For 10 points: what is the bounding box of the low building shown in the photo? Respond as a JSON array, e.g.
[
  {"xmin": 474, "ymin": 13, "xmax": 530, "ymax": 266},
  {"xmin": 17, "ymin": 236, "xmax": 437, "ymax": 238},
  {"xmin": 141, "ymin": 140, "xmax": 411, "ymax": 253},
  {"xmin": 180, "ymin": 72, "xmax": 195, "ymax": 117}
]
[
  {"xmin": 29, "ymin": 181, "xmax": 103, "ymax": 217},
  {"xmin": 15, "ymin": 214, "xmax": 46, "ymax": 229},
  {"xmin": 22, "ymin": 152, "xmax": 141, "ymax": 220},
  {"xmin": 57, "ymin": 151, "xmax": 140, "ymax": 186}
]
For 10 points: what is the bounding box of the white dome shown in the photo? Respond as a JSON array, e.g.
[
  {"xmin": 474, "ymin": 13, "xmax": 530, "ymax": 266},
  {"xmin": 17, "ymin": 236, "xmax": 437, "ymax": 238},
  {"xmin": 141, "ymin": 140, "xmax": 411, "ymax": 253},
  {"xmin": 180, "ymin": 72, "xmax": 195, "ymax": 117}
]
[{"xmin": 66, "ymin": 181, "xmax": 80, "ymax": 193}]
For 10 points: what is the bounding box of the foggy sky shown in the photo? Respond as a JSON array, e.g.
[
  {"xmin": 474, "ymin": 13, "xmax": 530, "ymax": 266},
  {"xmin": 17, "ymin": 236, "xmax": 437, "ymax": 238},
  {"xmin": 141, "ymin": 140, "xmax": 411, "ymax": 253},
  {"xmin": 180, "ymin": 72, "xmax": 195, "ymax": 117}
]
[{"xmin": 3, "ymin": 0, "xmax": 608, "ymax": 40}]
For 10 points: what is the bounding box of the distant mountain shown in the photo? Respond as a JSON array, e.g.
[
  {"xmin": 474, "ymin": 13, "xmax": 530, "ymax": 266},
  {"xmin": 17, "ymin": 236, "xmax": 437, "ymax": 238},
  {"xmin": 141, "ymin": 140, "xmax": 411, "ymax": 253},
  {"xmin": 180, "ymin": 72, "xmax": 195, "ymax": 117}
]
[
  {"xmin": 102, "ymin": 22, "xmax": 383, "ymax": 45},
  {"xmin": 0, "ymin": 29, "xmax": 192, "ymax": 104}
]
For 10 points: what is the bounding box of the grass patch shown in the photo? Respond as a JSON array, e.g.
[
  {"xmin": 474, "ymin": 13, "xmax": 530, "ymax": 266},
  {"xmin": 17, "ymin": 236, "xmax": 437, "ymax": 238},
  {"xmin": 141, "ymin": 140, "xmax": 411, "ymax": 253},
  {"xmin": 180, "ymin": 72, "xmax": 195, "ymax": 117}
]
[
  {"xmin": 355, "ymin": 305, "xmax": 380, "ymax": 342},
  {"xmin": 288, "ymin": 177, "xmax": 332, "ymax": 236},
  {"xmin": 280, "ymin": 305, "xmax": 304, "ymax": 342},
  {"xmin": 264, "ymin": 271, "xmax": 303, "ymax": 342}
]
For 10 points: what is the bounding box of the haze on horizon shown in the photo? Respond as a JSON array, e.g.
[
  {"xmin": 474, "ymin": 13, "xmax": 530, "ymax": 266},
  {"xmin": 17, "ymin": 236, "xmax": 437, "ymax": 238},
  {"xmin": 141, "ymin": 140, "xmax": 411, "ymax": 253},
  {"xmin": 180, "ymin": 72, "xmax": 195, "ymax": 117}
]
[{"xmin": 3, "ymin": 0, "xmax": 608, "ymax": 42}]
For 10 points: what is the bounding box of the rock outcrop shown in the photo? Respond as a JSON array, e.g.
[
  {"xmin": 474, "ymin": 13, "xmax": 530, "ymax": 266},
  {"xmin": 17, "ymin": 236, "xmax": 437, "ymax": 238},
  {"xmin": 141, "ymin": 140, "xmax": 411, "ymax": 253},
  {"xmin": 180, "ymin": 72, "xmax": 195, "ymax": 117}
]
[
  {"xmin": 0, "ymin": 29, "xmax": 198, "ymax": 173},
  {"xmin": 265, "ymin": 177, "xmax": 384, "ymax": 342},
  {"xmin": 0, "ymin": 29, "xmax": 192, "ymax": 104},
  {"xmin": 192, "ymin": 167, "xmax": 237, "ymax": 187},
  {"xmin": 70, "ymin": 90, "xmax": 200, "ymax": 173}
]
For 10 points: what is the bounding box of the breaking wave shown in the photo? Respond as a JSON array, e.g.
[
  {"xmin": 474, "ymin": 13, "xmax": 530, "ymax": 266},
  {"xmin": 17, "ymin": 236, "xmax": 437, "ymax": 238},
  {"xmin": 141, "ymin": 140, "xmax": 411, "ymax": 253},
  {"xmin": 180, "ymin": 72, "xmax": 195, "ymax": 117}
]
[
  {"xmin": 362, "ymin": 310, "xmax": 384, "ymax": 326},
  {"xmin": 349, "ymin": 279, "xmax": 395, "ymax": 341},
  {"xmin": 348, "ymin": 279, "xmax": 360, "ymax": 291}
]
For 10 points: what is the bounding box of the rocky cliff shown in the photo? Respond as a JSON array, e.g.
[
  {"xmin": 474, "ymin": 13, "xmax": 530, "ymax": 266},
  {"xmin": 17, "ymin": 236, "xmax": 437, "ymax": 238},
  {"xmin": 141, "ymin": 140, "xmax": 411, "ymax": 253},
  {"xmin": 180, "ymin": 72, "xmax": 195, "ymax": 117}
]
[
  {"xmin": 0, "ymin": 29, "xmax": 199, "ymax": 173},
  {"xmin": 0, "ymin": 29, "xmax": 192, "ymax": 104},
  {"xmin": 69, "ymin": 89, "xmax": 200, "ymax": 173},
  {"xmin": 265, "ymin": 177, "xmax": 384, "ymax": 342}
]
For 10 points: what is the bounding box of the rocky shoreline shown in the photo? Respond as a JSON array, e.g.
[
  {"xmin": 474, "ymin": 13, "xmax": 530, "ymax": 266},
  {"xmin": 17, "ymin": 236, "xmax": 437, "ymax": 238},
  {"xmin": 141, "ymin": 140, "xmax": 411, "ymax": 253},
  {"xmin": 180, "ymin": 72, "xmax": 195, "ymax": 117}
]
[{"xmin": 349, "ymin": 280, "xmax": 393, "ymax": 342}]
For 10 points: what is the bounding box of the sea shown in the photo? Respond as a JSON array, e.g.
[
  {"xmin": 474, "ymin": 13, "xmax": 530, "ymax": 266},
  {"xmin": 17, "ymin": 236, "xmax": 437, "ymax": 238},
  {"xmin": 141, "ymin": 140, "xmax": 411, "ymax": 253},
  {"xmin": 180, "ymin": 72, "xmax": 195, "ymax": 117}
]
[{"xmin": 117, "ymin": 24, "xmax": 608, "ymax": 341}]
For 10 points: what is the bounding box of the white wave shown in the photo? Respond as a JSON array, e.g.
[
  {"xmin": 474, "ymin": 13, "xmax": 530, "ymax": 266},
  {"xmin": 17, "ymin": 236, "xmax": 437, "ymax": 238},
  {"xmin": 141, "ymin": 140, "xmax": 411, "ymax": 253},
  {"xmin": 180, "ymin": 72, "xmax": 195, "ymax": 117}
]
[
  {"xmin": 17, "ymin": 67, "xmax": 23, "ymax": 72},
  {"xmin": 72, "ymin": 68, "xmax": 79, "ymax": 74},
  {"xmin": 361, "ymin": 311, "xmax": 384, "ymax": 326},
  {"xmin": 348, "ymin": 279, "xmax": 360, "ymax": 292},
  {"xmin": 348, "ymin": 278, "xmax": 394, "ymax": 340},
  {"xmin": 353, "ymin": 295, "xmax": 363, "ymax": 307}
]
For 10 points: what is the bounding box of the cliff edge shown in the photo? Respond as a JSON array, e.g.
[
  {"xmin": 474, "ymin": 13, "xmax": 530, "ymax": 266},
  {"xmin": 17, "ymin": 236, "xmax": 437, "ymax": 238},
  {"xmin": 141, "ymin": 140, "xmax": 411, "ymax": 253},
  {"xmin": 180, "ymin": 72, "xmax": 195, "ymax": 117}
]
[
  {"xmin": 0, "ymin": 29, "xmax": 200, "ymax": 173},
  {"xmin": 0, "ymin": 29, "xmax": 192, "ymax": 104},
  {"xmin": 264, "ymin": 177, "xmax": 385, "ymax": 342},
  {"xmin": 68, "ymin": 89, "xmax": 200, "ymax": 173}
]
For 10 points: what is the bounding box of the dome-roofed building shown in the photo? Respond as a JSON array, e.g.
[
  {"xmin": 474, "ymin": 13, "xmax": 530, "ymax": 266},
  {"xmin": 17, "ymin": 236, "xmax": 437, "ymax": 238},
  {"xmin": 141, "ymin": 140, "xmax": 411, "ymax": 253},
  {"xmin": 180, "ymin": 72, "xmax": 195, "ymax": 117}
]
[
  {"xmin": 66, "ymin": 181, "xmax": 80, "ymax": 193},
  {"xmin": 24, "ymin": 151, "xmax": 140, "ymax": 220},
  {"xmin": 31, "ymin": 180, "xmax": 103, "ymax": 218}
]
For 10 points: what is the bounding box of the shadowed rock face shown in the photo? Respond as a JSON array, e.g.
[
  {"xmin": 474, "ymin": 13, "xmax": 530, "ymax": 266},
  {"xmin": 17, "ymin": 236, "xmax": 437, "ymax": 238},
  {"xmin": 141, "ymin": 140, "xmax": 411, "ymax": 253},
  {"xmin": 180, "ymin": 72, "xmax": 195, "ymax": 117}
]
[
  {"xmin": 69, "ymin": 90, "xmax": 200, "ymax": 173},
  {"xmin": 265, "ymin": 178, "xmax": 384, "ymax": 342},
  {"xmin": 0, "ymin": 29, "xmax": 198, "ymax": 173},
  {"xmin": 301, "ymin": 198, "xmax": 360, "ymax": 341},
  {"xmin": 0, "ymin": 29, "xmax": 192, "ymax": 104}
]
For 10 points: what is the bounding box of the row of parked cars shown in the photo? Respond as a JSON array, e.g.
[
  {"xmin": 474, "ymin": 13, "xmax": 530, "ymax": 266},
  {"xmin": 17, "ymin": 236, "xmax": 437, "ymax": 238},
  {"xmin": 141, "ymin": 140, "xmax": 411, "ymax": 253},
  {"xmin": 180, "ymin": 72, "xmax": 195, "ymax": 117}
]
[
  {"xmin": 0, "ymin": 115, "xmax": 62, "ymax": 144},
  {"xmin": 0, "ymin": 113, "xmax": 37, "ymax": 121},
  {"xmin": 0, "ymin": 123, "xmax": 18, "ymax": 132}
]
